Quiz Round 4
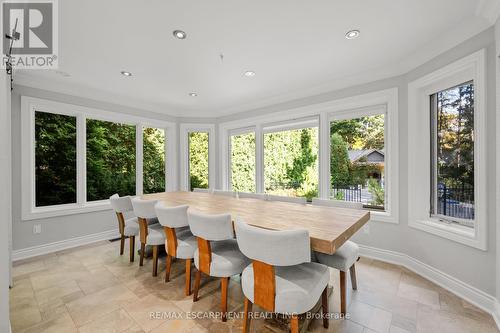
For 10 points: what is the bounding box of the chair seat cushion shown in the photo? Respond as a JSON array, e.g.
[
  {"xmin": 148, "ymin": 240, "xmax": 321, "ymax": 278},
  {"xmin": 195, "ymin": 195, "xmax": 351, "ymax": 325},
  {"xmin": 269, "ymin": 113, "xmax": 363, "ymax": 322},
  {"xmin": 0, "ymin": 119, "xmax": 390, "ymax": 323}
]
[
  {"xmin": 123, "ymin": 217, "xmax": 139, "ymax": 236},
  {"xmin": 314, "ymin": 240, "xmax": 359, "ymax": 272},
  {"xmin": 194, "ymin": 239, "xmax": 250, "ymax": 277},
  {"xmin": 146, "ymin": 223, "xmax": 166, "ymax": 245},
  {"xmin": 241, "ymin": 262, "xmax": 329, "ymax": 315},
  {"xmin": 173, "ymin": 228, "xmax": 197, "ymax": 259}
]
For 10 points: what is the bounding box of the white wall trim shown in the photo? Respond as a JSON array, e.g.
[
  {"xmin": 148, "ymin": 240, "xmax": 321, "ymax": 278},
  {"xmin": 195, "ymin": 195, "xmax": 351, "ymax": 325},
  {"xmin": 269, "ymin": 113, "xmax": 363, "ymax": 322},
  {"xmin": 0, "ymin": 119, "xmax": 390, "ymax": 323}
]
[
  {"xmin": 359, "ymin": 244, "xmax": 499, "ymax": 330},
  {"xmin": 12, "ymin": 229, "xmax": 119, "ymax": 262}
]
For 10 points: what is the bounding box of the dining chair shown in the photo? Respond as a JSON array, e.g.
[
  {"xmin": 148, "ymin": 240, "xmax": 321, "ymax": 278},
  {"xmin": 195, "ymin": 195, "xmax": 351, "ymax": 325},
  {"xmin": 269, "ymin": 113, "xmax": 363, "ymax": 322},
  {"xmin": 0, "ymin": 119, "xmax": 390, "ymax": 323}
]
[
  {"xmin": 311, "ymin": 197, "xmax": 363, "ymax": 314},
  {"xmin": 155, "ymin": 202, "xmax": 197, "ymax": 295},
  {"xmin": 193, "ymin": 188, "xmax": 210, "ymax": 193},
  {"xmin": 213, "ymin": 189, "xmax": 237, "ymax": 197},
  {"xmin": 238, "ymin": 192, "xmax": 267, "ymax": 200},
  {"xmin": 234, "ymin": 219, "xmax": 330, "ymax": 333},
  {"xmin": 266, "ymin": 194, "xmax": 307, "ymax": 204},
  {"xmin": 131, "ymin": 197, "xmax": 164, "ymax": 276},
  {"xmin": 188, "ymin": 210, "xmax": 250, "ymax": 322},
  {"xmin": 109, "ymin": 194, "xmax": 139, "ymax": 262}
]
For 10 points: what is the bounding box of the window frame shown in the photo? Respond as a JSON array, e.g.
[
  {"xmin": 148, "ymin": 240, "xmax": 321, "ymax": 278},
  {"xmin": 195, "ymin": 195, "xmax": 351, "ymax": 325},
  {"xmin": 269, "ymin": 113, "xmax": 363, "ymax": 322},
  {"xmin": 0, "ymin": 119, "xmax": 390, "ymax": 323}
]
[
  {"xmin": 21, "ymin": 96, "xmax": 176, "ymax": 220},
  {"xmin": 219, "ymin": 88, "xmax": 399, "ymax": 224},
  {"xmin": 407, "ymin": 49, "xmax": 487, "ymax": 250}
]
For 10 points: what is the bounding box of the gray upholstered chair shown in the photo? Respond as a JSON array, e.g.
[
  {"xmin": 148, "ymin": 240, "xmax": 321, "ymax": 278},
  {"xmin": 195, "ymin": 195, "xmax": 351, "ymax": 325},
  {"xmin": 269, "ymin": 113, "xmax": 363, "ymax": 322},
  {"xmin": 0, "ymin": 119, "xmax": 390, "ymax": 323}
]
[
  {"xmin": 312, "ymin": 197, "xmax": 362, "ymax": 314},
  {"xmin": 131, "ymin": 197, "xmax": 164, "ymax": 276},
  {"xmin": 266, "ymin": 194, "xmax": 307, "ymax": 204},
  {"xmin": 213, "ymin": 189, "xmax": 237, "ymax": 197},
  {"xmin": 235, "ymin": 219, "xmax": 330, "ymax": 333},
  {"xmin": 155, "ymin": 203, "xmax": 197, "ymax": 295},
  {"xmin": 238, "ymin": 192, "xmax": 267, "ymax": 200},
  {"xmin": 193, "ymin": 188, "xmax": 210, "ymax": 193},
  {"xmin": 109, "ymin": 194, "xmax": 139, "ymax": 262},
  {"xmin": 188, "ymin": 210, "xmax": 250, "ymax": 322}
]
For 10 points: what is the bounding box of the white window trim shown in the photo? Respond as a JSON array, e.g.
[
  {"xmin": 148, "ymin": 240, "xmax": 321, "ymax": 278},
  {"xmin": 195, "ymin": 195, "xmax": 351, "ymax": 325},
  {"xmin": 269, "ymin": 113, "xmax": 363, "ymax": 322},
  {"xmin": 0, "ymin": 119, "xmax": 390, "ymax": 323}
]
[
  {"xmin": 219, "ymin": 88, "xmax": 399, "ymax": 224},
  {"xmin": 179, "ymin": 123, "xmax": 216, "ymax": 191},
  {"xmin": 21, "ymin": 96, "xmax": 176, "ymax": 220},
  {"xmin": 407, "ymin": 49, "xmax": 487, "ymax": 250}
]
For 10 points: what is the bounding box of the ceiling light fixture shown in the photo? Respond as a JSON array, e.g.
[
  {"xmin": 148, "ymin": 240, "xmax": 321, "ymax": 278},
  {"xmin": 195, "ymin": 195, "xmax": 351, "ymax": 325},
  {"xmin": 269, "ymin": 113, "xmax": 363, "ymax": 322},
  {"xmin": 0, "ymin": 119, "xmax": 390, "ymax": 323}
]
[
  {"xmin": 173, "ymin": 30, "xmax": 187, "ymax": 39},
  {"xmin": 244, "ymin": 71, "xmax": 256, "ymax": 77},
  {"xmin": 345, "ymin": 29, "xmax": 360, "ymax": 40},
  {"xmin": 189, "ymin": 92, "xmax": 198, "ymax": 97},
  {"xmin": 120, "ymin": 71, "xmax": 132, "ymax": 77}
]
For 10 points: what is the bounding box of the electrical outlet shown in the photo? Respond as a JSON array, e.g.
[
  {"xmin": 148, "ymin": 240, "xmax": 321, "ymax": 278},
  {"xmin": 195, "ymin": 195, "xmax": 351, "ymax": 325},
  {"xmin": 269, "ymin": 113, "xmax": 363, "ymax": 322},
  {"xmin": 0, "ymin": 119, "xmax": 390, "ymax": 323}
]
[
  {"xmin": 363, "ymin": 224, "xmax": 370, "ymax": 234},
  {"xmin": 33, "ymin": 224, "xmax": 42, "ymax": 234}
]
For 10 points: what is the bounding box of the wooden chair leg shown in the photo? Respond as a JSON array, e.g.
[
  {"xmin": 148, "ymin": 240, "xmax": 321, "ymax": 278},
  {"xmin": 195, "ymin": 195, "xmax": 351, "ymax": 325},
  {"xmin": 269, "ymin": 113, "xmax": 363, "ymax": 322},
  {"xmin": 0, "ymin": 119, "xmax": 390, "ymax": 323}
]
[
  {"xmin": 290, "ymin": 314, "xmax": 299, "ymax": 333},
  {"xmin": 152, "ymin": 245, "xmax": 159, "ymax": 277},
  {"xmin": 193, "ymin": 270, "xmax": 202, "ymax": 302},
  {"xmin": 185, "ymin": 258, "xmax": 192, "ymax": 295},
  {"xmin": 350, "ymin": 264, "xmax": 358, "ymax": 290},
  {"xmin": 164, "ymin": 254, "xmax": 172, "ymax": 282},
  {"xmin": 139, "ymin": 243, "xmax": 145, "ymax": 266},
  {"xmin": 321, "ymin": 287, "xmax": 329, "ymax": 329},
  {"xmin": 340, "ymin": 270, "xmax": 346, "ymax": 315},
  {"xmin": 129, "ymin": 236, "xmax": 135, "ymax": 262},
  {"xmin": 119, "ymin": 235, "xmax": 125, "ymax": 255},
  {"xmin": 243, "ymin": 297, "xmax": 252, "ymax": 333},
  {"xmin": 221, "ymin": 277, "xmax": 229, "ymax": 322}
]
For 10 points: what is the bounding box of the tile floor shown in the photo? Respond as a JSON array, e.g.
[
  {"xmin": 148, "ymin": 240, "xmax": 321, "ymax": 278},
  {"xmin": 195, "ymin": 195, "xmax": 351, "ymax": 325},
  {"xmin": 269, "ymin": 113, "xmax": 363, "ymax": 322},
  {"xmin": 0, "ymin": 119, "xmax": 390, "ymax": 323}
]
[{"xmin": 9, "ymin": 239, "xmax": 500, "ymax": 333}]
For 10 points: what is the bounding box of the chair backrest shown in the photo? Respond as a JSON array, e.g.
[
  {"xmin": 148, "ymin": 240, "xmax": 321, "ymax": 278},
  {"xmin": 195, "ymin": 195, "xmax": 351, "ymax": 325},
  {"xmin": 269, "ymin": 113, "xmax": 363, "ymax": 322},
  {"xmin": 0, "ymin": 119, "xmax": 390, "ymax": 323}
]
[
  {"xmin": 213, "ymin": 189, "xmax": 236, "ymax": 197},
  {"xmin": 155, "ymin": 202, "xmax": 189, "ymax": 228},
  {"xmin": 235, "ymin": 219, "xmax": 310, "ymax": 266},
  {"xmin": 131, "ymin": 197, "xmax": 158, "ymax": 219},
  {"xmin": 238, "ymin": 192, "xmax": 267, "ymax": 200},
  {"xmin": 109, "ymin": 194, "xmax": 133, "ymax": 213},
  {"xmin": 266, "ymin": 195, "xmax": 307, "ymax": 204},
  {"xmin": 312, "ymin": 197, "xmax": 364, "ymax": 209},
  {"xmin": 193, "ymin": 188, "xmax": 210, "ymax": 193},
  {"xmin": 188, "ymin": 210, "xmax": 233, "ymax": 241}
]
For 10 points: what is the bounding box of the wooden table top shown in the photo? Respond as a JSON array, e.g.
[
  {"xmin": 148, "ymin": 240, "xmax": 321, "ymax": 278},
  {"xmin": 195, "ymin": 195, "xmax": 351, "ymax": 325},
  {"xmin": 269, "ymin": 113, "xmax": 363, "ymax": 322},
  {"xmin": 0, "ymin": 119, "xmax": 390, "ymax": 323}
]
[{"xmin": 143, "ymin": 191, "xmax": 370, "ymax": 255}]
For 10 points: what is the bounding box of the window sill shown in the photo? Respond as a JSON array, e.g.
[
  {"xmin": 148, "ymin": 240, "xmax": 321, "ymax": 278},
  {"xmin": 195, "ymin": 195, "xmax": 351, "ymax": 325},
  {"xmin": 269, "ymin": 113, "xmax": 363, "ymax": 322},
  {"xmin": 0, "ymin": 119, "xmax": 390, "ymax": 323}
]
[
  {"xmin": 370, "ymin": 210, "xmax": 398, "ymax": 224},
  {"xmin": 22, "ymin": 201, "xmax": 111, "ymax": 221},
  {"xmin": 409, "ymin": 218, "xmax": 486, "ymax": 251}
]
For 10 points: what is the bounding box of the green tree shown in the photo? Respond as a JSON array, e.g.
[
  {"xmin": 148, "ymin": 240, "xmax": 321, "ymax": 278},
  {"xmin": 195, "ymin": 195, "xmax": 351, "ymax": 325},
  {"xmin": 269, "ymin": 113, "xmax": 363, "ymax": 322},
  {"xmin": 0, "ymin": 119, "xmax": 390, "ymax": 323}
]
[
  {"xmin": 330, "ymin": 133, "xmax": 350, "ymax": 187},
  {"xmin": 143, "ymin": 127, "xmax": 166, "ymax": 194},
  {"xmin": 231, "ymin": 133, "xmax": 256, "ymax": 192},
  {"xmin": 189, "ymin": 132, "xmax": 209, "ymax": 190}
]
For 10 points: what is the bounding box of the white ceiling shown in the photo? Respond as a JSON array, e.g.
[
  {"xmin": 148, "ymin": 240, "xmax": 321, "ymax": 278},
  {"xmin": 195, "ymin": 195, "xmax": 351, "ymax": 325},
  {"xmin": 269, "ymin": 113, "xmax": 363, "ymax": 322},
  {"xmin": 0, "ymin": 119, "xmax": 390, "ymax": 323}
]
[{"xmin": 15, "ymin": 0, "xmax": 499, "ymax": 118}]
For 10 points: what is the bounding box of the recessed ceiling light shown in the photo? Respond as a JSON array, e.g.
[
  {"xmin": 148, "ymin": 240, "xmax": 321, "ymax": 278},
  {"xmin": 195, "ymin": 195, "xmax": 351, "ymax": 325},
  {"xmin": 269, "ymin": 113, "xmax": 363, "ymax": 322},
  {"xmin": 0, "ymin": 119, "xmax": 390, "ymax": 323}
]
[
  {"xmin": 244, "ymin": 71, "xmax": 256, "ymax": 77},
  {"xmin": 345, "ymin": 29, "xmax": 360, "ymax": 40},
  {"xmin": 120, "ymin": 70, "xmax": 132, "ymax": 77},
  {"xmin": 189, "ymin": 92, "xmax": 198, "ymax": 97},
  {"xmin": 173, "ymin": 30, "xmax": 187, "ymax": 39}
]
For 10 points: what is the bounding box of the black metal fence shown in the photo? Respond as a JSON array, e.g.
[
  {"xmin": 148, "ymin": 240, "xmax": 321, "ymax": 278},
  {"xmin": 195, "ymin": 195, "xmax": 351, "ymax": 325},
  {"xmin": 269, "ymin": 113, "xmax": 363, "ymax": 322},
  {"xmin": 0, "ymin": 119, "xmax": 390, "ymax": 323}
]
[
  {"xmin": 437, "ymin": 185, "xmax": 474, "ymax": 220},
  {"xmin": 331, "ymin": 186, "xmax": 362, "ymax": 202}
]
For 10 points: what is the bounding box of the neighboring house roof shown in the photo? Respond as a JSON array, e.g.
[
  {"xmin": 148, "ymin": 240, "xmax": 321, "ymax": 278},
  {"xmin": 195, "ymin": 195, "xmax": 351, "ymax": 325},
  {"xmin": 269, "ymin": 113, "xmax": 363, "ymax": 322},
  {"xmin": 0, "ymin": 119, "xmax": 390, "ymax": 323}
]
[{"xmin": 348, "ymin": 149, "xmax": 385, "ymax": 163}]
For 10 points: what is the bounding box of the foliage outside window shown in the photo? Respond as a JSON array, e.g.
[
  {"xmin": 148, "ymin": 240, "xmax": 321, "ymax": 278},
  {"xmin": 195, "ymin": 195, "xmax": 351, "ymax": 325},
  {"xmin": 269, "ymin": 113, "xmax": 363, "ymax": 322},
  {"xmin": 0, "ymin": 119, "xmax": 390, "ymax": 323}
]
[
  {"xmin": 330, "ymin": 115, "xmax": 385, "ymax": 209},
  {"xmin": 189, "ymin": 132, "xmax": 209, "ymax": 191},
  {"xmin": 231, "ymin": 132, "xmax": 256, "ymax": 192},
  {"xmin": 264, "ymin": 127, "xmax": 318, "ymax": 200},
  {"xmin": 143, "ymin": 127, "xmax": 166, "ymax": 194},
  {"xmin": 35, "ymin": 111, "xmax": 77, "ymax": 207},
  {"xmin": 86, "ymin": 119, "xmax": 136, "ymax": 201},
  {"xmin": 430, "ymin": 82, "xmax": 474, "ymax": 226}
]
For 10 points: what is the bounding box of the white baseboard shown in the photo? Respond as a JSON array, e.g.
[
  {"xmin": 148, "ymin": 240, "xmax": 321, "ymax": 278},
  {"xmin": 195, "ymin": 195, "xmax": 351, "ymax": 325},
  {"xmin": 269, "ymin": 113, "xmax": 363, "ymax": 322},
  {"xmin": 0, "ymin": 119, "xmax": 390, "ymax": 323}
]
[
  {"xmin": 12, "ymin": 229, "xmax": 119, "ymax": 261},
  {"xmin": 359, "ymin": 244, "xmax": 499, "ymax": 330}
]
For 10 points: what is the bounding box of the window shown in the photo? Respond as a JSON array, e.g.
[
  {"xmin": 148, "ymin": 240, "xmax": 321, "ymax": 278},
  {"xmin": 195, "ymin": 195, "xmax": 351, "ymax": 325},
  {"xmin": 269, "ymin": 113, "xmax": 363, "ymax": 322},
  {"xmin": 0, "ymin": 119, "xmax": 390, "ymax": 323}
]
[
  {"xmin": 189, "ymin": 131, "xmax": 209, "ymax": 191},
  {"xmin": 263, "ymin": 126, "xmax": 318, "ymax": 200},
  {"xmin": 143, "ymin": 127, "xmax": 166, "ymax": 194},
  {"xmin": 230, "ymin": 131, "xmax": 256, "ymax": 192},
  {"xmin": 86, "ymin": 119, "xmax": 136, "ymax": 201},
  {"xmin": 330, "ymin": 114, "xmax": 385, "ymax": 210},
  {"xmin": 430, "ymin": 82, "xmax": 474, "ymax": 227},
  {"xmin": 35, "ymin": 111, "xmax": 77, "ymax": 207}
]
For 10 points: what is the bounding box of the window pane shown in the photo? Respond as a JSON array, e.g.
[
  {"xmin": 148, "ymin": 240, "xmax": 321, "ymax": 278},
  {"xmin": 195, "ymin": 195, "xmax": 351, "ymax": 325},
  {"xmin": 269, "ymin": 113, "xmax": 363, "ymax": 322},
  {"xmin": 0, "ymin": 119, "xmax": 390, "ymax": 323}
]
[
  {"xmin": 230, "ymin": 132, "xmax": 256, "ymax": 192},
  {"xmin": 35, "ymin": 111, "xmax": 77, "ymax": 206},
  {"xmin": 143, "ymin": 127, "xmax": 166, "ymax": 194},
  {"xmin": 264, "ymin": 127, "xmax": 318, "ymax": 200},
  {"xmin": 189, "ymin": 132, "xmax": 209, "ymax": 191},
  {"xmin": 431, "ymin": 82, "xmax": 474, "ymax": 223},
  {"xmin": 330, "ymin": 114, "xmax": 385, "ymax": 209},
  {"xmin": 86, "ymin": 119, "xmax": 136, "ymax": 201}
]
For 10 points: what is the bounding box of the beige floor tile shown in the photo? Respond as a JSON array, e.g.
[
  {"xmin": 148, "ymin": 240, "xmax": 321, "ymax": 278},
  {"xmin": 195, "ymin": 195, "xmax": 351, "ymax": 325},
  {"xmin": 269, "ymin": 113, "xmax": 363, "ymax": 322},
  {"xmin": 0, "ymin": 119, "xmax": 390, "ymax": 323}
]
[
  {"xmin": 389, "ymin": 325, "xmax": 412, "ymax": 333},
  {"xmin": 12, "ymin": 259, "xmax": 46, "ymax": 278},
  {"xmin": 78, "ymin": 309, "xmax": 137, "ymax": 333},
  {"xmin": 149, "ymin": 319, "xmax": 204, "ymax": 333},
  {"xmin": 439, "ymin": 289, "xmax": 495, "ymax": 324},
  {"xmin": 352, "ymin": 289, "xmax": 418, "ymax": 322},
  {"xmin": 349, "ymin": 301, "xmax": 392, "ymax": 333},
  {"xmin": 34, "ymin": 279, "xmax": 81, "ymax": 305},
  {"xmin": 10, "ymin": 304, "xmax": 42, "ymax": 332},
  {"xmin": 20, "ymin": 312, "xmax": 77, "ymax": 333},
  {"xmin": 397, "ymin": 282, "xmax": 440, "ymax": 310},
  {"xmin": 37, "ymin": 298, "xmax": 68, "ymax": 321},
  {"xmin": 76, "ymin": 266, "xmax": 121, "ymax": 295},
  {"xmin": 66, "ymin": 285, "xmax": 139, "ymax": 326}
]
